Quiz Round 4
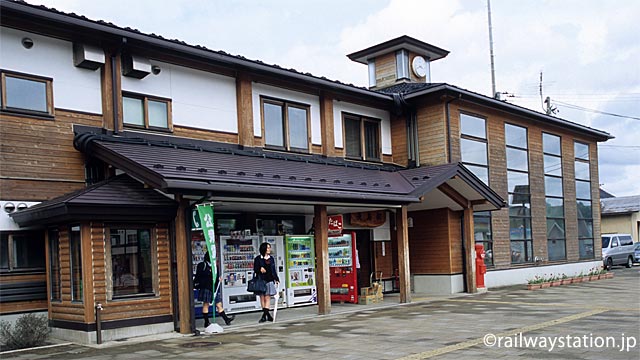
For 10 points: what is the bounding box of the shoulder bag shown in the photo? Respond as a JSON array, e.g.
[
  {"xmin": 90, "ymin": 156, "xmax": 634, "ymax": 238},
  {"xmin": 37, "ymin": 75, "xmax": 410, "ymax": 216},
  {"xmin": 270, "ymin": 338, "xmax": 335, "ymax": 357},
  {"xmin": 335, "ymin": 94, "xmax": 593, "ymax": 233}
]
[{"xmin": 247, "ymin": 274, "xmax": 267, "ymax": 294}]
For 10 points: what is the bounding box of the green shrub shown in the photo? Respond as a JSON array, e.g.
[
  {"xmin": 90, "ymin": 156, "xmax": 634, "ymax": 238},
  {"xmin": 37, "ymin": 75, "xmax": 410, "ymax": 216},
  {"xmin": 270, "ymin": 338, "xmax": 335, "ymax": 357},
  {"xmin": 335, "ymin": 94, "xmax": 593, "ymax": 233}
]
[{"xmin": 0, "ymin": 313, "xmax": 50, "ymax": 351}]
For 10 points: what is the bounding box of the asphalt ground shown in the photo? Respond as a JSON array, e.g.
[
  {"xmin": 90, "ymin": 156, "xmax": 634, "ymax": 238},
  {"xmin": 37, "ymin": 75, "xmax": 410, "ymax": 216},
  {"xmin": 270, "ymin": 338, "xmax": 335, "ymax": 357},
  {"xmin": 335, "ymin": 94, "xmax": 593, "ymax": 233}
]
[{"xmin": 3, "ymin": 266, "xmax": 639, "ymax": 359}]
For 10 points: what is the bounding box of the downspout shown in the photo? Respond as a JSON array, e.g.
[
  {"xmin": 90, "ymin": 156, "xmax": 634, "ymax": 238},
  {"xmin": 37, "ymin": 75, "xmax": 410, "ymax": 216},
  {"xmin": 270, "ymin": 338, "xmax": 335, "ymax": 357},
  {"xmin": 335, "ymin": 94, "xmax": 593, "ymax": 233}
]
[{"xmin": 444, "ymin": 93, "xmax": 461, "ymax": 163}]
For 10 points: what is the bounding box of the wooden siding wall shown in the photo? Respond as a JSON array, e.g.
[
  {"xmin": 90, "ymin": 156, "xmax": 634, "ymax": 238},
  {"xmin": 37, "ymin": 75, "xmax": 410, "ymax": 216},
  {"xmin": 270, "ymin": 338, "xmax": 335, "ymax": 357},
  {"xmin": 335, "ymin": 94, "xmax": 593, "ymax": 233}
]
[
  {"xmin": 416, "ymin": 101, "xmax": 448, "ymax": 166},
  {"xmin": 447, "ymin": 101, "xmax": 602, "ymax": 268},
  {"xmin": 0, "ymin": 110, "xmax": 102, "ymax": 200},
  {"xmin": 390, "ymin": 114, "xmax": 408, "ymax": 167},
  {"xmin": 49, "ymin": 222, "xmax": 173, "ymax": 325},
  {"xmin": 373, "ymin": 241, "xmax": 394, "ymax": 279},
  {"xmin": 408, "ymin": 208, "xmax": 462, "ymax": 274},
  {"xmin": 0, "ymin": 273, "xmax": 47, "ymax": 314},
  {"xmin": 373, "ymin": 52, "xmax": 397, "ymax": 89}
]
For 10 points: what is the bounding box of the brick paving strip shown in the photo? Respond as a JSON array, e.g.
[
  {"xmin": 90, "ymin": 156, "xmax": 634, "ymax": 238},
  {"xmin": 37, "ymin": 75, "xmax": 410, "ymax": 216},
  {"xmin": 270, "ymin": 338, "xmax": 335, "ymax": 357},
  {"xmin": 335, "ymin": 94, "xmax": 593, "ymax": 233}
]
[{"xmin": 395, "ymin": 308, "xmax": 607, "ymax": 360}]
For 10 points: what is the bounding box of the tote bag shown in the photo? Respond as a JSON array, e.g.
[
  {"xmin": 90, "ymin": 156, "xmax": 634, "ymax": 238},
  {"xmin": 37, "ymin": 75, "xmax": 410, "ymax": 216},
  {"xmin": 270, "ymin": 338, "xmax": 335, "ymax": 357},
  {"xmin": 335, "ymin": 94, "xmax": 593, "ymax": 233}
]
[{"xmin": 247, "ymin": 276, "xmax": 267, "ymax": 293}]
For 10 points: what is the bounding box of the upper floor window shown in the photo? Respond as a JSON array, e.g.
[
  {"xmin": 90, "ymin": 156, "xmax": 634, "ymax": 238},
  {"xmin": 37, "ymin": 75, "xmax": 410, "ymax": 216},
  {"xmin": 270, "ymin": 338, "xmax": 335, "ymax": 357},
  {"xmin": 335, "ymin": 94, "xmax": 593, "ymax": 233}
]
[
  {"xmin": 543, "ymin": 133, "xmax": 566, "ymax": 261},
  {"xmin": 460, "ymin": 113, "xmax": 488, "ymax": 185},
  {"xmin": 343, "ymin": 113, "xmax": 381, "ymax": 161},
  {"xmin": 368, "ymin": 59, "xmax": 376, "ymax": 88},
  {"xmin": 0, "ymin": 71, "xmax": 53, "ymax": 116},
  {"xmin": 574, "ymin": 141, "xmax": 594, "ymax": 259},
  {"xmin": 261, "ymin": 97, "xmax": 310, "ymax": 152},
  {"xmin": 396, "ymin": 50, "xmax": 409, "ymax": 80},
  {"xmin": 123, "ymin": 93, "xmax": 171, "ymax": 130}
]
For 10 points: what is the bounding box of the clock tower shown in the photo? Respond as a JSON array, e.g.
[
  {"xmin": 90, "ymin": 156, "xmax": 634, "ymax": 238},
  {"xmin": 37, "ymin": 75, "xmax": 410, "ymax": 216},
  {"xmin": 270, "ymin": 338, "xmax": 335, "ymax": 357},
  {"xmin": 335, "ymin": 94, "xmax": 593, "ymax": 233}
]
[{"xmin": 347, "ymin": 35, "xmax": 449, "ymax": 90}]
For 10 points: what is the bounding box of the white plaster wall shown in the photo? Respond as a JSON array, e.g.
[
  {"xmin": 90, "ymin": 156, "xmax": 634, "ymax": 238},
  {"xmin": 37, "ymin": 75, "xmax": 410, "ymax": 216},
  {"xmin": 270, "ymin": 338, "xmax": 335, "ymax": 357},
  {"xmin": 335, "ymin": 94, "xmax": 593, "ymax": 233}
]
[
  {"xmin": 332, "ymin": 100, "xmax": 392, "ymax": 155},
  {"xmin": 121, "ymin": 61, "xmax": 238, "ymax": 133},
  {"xmin": 0, "ymin": 27, "xmax": 102, "ymax": 114},
  {"xmin": 251, "ymin": 83, "xmax": 321, "ymax": 145},
  {"xmin": 412, "ymin": 274, "xmax": 464, "ymax": 294},
  {"xmin": 484, "ymin": 260, "xmax": 602, "ymax": 288},
  {"xmin": 0, "ymin": 201, "xmax": 40, "ymax": 231}
]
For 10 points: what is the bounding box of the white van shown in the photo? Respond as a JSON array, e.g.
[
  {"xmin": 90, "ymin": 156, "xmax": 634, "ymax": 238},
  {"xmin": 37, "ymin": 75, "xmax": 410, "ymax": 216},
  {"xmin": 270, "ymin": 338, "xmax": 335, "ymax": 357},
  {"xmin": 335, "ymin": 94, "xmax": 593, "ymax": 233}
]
[{"xmin": 601, "ymin": 234, "xmax": 635, "ymax": 269}]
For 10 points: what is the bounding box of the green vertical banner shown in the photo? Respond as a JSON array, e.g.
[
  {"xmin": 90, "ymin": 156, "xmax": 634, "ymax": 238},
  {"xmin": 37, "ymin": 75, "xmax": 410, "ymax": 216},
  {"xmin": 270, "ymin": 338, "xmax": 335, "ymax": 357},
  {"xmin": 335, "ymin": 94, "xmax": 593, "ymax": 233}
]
[{"xmin": 197, "ymin": 204, "xmax": 217, "ymax": 299}]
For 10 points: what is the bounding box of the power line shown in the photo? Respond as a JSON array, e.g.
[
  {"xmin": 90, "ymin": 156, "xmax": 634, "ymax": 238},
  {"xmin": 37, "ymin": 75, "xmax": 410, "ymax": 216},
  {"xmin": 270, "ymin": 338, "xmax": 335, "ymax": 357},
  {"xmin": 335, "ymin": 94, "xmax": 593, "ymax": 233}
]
[{"xmin": 553, "ymin": 100, "xmax": 640, "ymax": 121}]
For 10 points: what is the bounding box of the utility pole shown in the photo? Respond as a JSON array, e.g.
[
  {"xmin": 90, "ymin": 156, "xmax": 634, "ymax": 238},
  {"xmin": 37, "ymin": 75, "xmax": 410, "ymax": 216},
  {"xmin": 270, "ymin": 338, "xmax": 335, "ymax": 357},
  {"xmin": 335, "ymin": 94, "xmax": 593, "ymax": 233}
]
[{"xmin": 487, "ymin": 0, "xmax": 497, "ymax": 98}]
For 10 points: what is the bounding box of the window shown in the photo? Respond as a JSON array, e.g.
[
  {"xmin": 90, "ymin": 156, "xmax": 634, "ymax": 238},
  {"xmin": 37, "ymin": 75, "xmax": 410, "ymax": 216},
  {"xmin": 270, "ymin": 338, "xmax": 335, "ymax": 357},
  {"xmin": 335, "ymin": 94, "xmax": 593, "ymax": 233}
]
[
  {"xmin": 575, "ymin": 141, "xmax": 594, "ymax": 259},
  {"xmin": 0, "ymin": 231, "xmax": 46, "ymax": 271},
  {"xmin": 368, "ymin": 59, "xmax": 376, "ymax": 87},
  {"xmin": 0, "ymin": 71, "xmax": 53, "ymax": 115},
  {"xmin": 49, "ymin": 228, "xmax": 61, "ymax": 301},
  {"xmin": 506, "ymin": 124, "xmax": 532, "ymax": 264},
  {"xmin": 109, "ymin": 227, "xmax": 155, "ymax": 298},
  {"xmin": 70, "ymin": 225, "xmax": 83, "ymax": 302},
  {"xmin": 396, "ymin": 50, "xmax": 409, "ymax": 79},
  {"xmin": 122, "ymin": 93, "xmax": 171, "ymax": 130},
  {"xmin": 343, "ymin": 114, "xmax": 381, "ymax": 161},
  {"xmin": 543, "ymin": 133, "xmax": 566, "ymax": 261},
  {"xmin": 460, "ymin": 113, "xmax": 493, "ymax": 265},
  {"xmin": 261, "ymin": 97, "xmax": 310, "ymax": 152}
]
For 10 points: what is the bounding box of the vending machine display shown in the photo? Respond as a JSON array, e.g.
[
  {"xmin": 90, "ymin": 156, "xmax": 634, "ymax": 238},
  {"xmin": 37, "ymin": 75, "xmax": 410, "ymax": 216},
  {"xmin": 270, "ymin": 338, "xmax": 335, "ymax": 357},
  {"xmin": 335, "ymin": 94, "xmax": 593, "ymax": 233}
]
[
  {"xmin": 328, "ymin": 232, "xmax": 357, "ymax": 303},
  {"xmin": 284, "ymin": 235, "xmax": 317, "ymax": 307},
  {"xmin": 219, "ymin": 235, "xmax": 261, "ymax": 313}
]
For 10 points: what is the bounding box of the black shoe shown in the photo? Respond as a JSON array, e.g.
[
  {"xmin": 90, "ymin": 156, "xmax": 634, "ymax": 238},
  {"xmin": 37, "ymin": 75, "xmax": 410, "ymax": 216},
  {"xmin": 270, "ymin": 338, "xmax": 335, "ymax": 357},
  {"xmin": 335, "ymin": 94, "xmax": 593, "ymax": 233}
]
[
  {"xmin": 259, "ymin": 309, "xmax": 267, "ymax": 323},
  {"xmin": 220, "ymin": 311, "xmax": 235, "ymax": 325},
  {"xmin": 203, "ymin": 314, "xmax": 210, "ymax": 328},
  {"xmin": 265, "ymin": 311, "xmax": 273, "ymax": 322}
]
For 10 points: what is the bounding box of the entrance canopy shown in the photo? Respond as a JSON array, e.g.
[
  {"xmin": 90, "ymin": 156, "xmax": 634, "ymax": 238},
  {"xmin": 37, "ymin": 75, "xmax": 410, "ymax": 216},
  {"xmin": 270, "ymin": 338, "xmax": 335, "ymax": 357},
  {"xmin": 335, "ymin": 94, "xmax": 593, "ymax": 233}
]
[{"xmin": 72, "ymin": 126, "xmax": 505, "ymax": 212}]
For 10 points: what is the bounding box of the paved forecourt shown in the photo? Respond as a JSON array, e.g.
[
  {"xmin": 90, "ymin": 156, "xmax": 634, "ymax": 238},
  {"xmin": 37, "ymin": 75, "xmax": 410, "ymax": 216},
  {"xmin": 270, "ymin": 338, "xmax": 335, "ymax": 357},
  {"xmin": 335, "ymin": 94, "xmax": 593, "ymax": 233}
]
[{"xmin": 3, "ymin": 267, "xmax": 638, "ymax": 359}]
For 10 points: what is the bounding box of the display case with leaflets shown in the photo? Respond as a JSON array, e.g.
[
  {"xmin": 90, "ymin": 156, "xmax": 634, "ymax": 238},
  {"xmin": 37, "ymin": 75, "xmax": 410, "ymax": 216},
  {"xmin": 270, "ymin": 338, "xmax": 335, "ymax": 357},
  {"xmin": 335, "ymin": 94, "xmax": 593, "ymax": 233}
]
[
  {"xmin": 261, "ymin": 235, "xmax": 287, "ymax": 308},
  {"xmin": 219, "ymin": 235, "xmax": 261, "ymax": 313},
  {"xmin": 284, "ymin": 235, "xmax": 317, "ymax": 307},
  {"xmin": 329, "ymin": 232, "xmax": 358, "ymax": 304}
]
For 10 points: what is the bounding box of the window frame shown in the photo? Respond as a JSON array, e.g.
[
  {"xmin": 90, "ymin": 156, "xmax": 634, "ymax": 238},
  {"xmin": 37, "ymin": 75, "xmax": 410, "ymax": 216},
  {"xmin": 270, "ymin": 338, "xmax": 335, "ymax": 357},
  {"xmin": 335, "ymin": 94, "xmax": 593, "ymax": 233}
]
[
  {"xmin": 48, "ymin": 228, "xmax": 61, "ymax": 301},
  {"xmin": 106, "ymin": 224, "xmax": 158, "ymax": 300},
  {"xmin": 460, "ymin": 112, "xmax": 489, "ymax": 185},
  {"xmin": 0, "ymin": 70, "xmax": 54, "ymax": 117},
  {"xmin": 122, "ymin": 92, "xmax": 172, "ymax": 132},
  {"xmin": 543, "ymin": 132, "xmax": 566, "ymax": 261},
  {"xmin": 260, "ymin": 96, "xmax": 311, "ymax": 153},
  {"xmin": 395, "ymin": 50, "xmax": 409, "ymax": 80},
  {"xmin": 574, "ymin": 140, "xmax": 594, "ymax": 259},
  {"xmin": 0, "ymin": 231, "xmax": 46, "ymax": 273},
  {"xmin": 342, "ymin": 112, "xmax": 382, "ymax": 162}
]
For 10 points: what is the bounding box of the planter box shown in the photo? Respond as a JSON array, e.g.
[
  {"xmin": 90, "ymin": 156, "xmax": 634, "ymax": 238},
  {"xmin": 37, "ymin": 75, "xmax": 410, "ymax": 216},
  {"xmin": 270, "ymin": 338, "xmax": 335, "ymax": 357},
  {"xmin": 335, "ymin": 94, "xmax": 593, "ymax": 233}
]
[
  {"xmin": 551, "ymin": 281, "xmax": 562, "ymax": 287},
  {"xmin": 573, "ymin": 277, "xmax": 584, "ymax": 283},
  {"xmin": 606, "ymin": 273, "xmax": 614, "ymax": 279},
  {"xmin": 561, "ymin": 279, "xmax": 572, "ymax": 285},
  {"xmin": 541, "ymin": 282, "xmax": 551, "ymax": 288},
  {"xmin": 527, "ymin": 283, "xmax": 542, "ymax": 290},
  {"xmin": 589, "ymin": 275, "xmax": 598, "ymax": 281}
]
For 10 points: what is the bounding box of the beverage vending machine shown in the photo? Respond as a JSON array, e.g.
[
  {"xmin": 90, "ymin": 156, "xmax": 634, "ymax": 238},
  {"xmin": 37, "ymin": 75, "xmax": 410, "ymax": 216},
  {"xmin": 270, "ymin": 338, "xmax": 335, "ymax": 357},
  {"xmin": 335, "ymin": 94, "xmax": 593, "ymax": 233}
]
[
  {"xmin": 284, "ymin": 235, "xmax": 317, "ymax": 307},
  {"xmin": 219, "ymin": 234, "xmax": 262, "ymax": 313},
  {"xmin": 329, "ymin": 232, "xmax": 358, "ymax": 303},
  {"xmin": 261, "ymin": 235, "xmax": 287, "ymax": 308}
]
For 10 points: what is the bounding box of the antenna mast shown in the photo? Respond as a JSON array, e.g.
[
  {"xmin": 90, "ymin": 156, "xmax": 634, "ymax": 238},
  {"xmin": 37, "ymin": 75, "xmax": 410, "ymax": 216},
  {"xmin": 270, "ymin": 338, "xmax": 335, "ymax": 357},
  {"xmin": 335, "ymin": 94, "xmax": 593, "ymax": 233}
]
[{"xmin": 487, "ymin": 0, "xmax": 497, "ymax": 98}]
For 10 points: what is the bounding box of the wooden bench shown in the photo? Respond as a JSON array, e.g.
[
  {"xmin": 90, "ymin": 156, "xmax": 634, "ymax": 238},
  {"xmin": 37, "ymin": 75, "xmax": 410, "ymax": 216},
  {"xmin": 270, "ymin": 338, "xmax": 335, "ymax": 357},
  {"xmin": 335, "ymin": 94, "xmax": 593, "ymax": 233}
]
[{"xmin": 0, "ymin": 281, "xmax": 47, "ymax": 302}]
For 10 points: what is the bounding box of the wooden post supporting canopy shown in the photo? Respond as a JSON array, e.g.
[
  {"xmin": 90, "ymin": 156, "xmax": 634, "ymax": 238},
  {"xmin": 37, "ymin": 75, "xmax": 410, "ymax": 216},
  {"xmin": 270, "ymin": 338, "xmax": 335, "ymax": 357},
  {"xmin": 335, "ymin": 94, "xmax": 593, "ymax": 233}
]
[
  {"xmin": 314, "ymin": 205, "xmax": 330, "ymax": 315},
  {"xmin": 395, "ymin": 205, "xmax": 411, "ymax": 303},
  {"xmin": 174, "ymin": 195, "xmax": 192, "ymax": 334},
  {"xmin": 463, "ymin": 206, "xmax": 477, "ymax": 293}
]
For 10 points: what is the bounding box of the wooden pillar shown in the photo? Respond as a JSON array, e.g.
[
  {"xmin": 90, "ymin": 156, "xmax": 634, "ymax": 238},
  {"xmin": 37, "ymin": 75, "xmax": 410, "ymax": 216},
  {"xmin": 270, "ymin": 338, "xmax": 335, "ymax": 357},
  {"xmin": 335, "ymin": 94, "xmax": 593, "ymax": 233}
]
[
  {"xmin": 395, "ymin": 206, "xmax": 411, "ymax": 303},
  {"xmin": 314, "ymin": 205, "xmax": 330, "ymax": 314},
  {"xmin": 175, "ymin": 195, "xmax": 192, "ymax": 334},
  {"xmin": 319, "ymin": 92, "xmax": 335, "ymax": 157},
  {"xmin": 463, "ymin": 206, "xmax": 477, "ymax": 293},
  {"xmin": 81, "ymin": 223, "xmax": 96, "ymax": 324},
  {"xmin": 236, "ymin": 72, "xmax": 254, "ymax": 147}
]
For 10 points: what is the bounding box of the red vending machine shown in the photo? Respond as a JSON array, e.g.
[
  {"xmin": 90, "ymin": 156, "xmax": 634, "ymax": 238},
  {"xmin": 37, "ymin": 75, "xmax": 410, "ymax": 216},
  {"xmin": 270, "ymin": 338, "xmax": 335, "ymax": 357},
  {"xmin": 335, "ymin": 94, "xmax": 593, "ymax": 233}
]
[{"xmin": 328, "ymin": 232, "xmax": 357, "ymax": 304}]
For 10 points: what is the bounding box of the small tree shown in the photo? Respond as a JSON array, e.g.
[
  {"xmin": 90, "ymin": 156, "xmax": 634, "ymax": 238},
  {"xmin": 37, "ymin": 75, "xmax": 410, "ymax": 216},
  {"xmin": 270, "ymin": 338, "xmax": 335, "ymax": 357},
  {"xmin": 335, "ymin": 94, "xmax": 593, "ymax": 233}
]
[{"xmin": 0, "ymin": 313, "xmax": 50, "ymax": 351}]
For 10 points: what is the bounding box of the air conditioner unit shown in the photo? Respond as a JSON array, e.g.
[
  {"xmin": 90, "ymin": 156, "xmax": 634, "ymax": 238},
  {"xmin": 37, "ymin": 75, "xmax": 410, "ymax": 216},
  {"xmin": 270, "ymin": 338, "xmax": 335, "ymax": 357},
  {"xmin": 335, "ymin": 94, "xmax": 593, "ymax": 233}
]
[
  {"xmin": 122, "ymin": 53, "xmax": 151, "ymax": 79},
  {"xmin": 73, "ymin": 43, "xmax": 105, "ymax": 70}
]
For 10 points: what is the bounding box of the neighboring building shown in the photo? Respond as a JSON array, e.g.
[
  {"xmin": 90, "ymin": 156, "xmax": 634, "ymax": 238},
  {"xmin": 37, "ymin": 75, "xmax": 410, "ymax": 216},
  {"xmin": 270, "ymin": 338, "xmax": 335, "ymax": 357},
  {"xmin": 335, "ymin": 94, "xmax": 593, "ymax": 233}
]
[
  {"xmin": 601, "ymin": 195, "xmax": 640, "ymax": 242},
  {"xmin": 1, "ymin": 1, "xmax": 611, "ymax": 343}
]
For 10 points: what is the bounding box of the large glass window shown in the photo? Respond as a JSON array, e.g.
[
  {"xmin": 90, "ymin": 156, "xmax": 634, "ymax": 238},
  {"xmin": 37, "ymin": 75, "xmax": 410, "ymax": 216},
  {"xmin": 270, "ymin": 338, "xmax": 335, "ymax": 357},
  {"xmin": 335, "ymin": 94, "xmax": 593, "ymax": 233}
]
[
  {"xmin": 461, "ymin": 113, "xmax": 493, "ymax": 264},
  {"xmin": 506, "ymin": 123, "xmax": 532, "ymax": 264},
  {"xmin": 343, "ymin": 114, "xmax": 381, "ymax": 161},
  {"xmin": 543, "ymin": 133, "xmax": 566, "ymax": 261},
  {"xmin": 49, "ymin": 228, "xmax": 61, "ymax": 301},
  {"xmin": 575, "ymin": 141, "xmax": 594, "ymax": 259},
  {"xmin": 109, "ymin": 227, "xmax": 154, "ymax": 298},
  {"xmin": 262, "ymin": 98, "xmax": 310, "ymax": 152},
  {"xmin": 70, "ymin": 225, "xmax": 83, "ymax": 302},
  {"xmin": 123, "ymin": 93, "xmax": 171, "ymax": 130},
  {"xmin": 0, "ymin": 231, "xmax": 45, "ymax": 271},
  {"xmin": 1, "ymin": 71, "xmax": 53, "ymax": 115},
  {"xmin": 396, "ymin": 50, "xmax": 409, "ymax": 79}
]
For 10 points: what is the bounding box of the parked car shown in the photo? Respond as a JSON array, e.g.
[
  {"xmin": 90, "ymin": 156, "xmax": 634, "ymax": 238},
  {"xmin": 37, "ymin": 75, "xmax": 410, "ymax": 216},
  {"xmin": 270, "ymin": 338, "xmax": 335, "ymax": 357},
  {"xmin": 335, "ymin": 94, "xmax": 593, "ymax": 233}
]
[
  {"xmin": 601, "ymin": 234, "xmax": 635, "ymax": 269},
  {"xmin": 634, "ymin": 242, "xmax": 640, "ymax": 264}
]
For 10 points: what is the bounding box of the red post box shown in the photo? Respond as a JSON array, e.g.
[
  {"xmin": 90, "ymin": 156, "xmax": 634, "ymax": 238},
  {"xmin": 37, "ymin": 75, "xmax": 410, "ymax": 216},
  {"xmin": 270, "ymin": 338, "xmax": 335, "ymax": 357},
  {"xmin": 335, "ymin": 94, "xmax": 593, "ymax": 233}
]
[{"xmin": 475, "ymin": 244, "xmax": 487, "ymax": 288}]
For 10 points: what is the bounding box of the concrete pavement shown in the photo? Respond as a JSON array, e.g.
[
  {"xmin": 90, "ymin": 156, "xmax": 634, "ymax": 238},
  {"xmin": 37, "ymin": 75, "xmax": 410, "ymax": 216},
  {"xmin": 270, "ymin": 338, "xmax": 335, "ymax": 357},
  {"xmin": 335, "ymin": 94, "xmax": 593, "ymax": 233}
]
[{"xmin": 2, "ymin": 266, "xmax": 638, "ymax": 359}]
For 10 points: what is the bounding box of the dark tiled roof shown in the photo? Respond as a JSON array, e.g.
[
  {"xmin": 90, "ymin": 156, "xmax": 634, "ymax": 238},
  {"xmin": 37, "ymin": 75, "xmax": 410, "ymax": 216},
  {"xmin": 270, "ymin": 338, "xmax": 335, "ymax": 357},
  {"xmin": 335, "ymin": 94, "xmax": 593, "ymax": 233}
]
[
  {"xmin": 10, "ymin": 174, "xmax": 178, "ymax": 226},
  {"xmin": 601, "ymin": 195, "xmax": 640, "ymax": 214},
  {"xmin": 376, "ymin": 83, "xmax": 444, "ymax": 95}
]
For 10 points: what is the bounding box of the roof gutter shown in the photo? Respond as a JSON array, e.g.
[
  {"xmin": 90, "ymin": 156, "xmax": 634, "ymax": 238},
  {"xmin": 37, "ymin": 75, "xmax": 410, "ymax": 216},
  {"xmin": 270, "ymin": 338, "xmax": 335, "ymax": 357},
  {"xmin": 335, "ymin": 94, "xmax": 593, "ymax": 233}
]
[
  {"xmin": 3, "ymin": 1, "xmax": 392, "ymax": 101},
  {"xmin": 405, "ymin": 84, "xmax": 613, "ymax": 141}
]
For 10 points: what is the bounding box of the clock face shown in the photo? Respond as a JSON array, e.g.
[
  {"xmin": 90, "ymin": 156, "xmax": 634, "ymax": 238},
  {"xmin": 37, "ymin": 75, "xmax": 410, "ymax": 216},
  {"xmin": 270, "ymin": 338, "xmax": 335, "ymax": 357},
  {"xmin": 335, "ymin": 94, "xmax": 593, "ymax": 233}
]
[{"xmin": 412, "ymin": 56, "xmax": 427, "ymax": 77}]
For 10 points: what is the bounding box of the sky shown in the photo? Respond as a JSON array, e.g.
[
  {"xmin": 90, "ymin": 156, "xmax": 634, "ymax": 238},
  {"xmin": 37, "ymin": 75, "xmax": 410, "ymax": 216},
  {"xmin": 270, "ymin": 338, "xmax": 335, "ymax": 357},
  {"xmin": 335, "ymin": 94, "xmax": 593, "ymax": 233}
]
[{"xmin": 27, "ymin": 0, "xmax": 640, "ymax": 197}]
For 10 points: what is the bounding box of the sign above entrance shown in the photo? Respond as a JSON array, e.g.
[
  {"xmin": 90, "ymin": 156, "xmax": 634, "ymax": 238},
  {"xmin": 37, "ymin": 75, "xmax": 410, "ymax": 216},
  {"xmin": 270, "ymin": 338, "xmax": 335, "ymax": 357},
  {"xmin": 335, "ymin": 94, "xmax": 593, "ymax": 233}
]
[
  {"xmin": 328, "ymin": 215, "xmax": 343, "ymax": 235},
  {"xmin": 350, "ymin": 211, "xmax": 386, "ymax": 228}
]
